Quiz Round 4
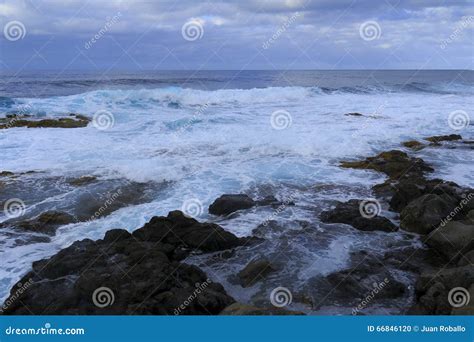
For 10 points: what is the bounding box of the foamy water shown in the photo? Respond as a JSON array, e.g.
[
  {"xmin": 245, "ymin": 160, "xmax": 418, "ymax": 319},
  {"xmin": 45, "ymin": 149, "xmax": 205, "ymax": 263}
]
[{"xmin": 0, "ymin": 73, "xmax": 473, "ymax": 309}]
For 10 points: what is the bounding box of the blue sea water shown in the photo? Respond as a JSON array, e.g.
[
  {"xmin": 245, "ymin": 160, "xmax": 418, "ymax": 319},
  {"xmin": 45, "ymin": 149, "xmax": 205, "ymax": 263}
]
[{"xmin": 0, "ymin": 70, "xmax": 472, "ymax": 313}]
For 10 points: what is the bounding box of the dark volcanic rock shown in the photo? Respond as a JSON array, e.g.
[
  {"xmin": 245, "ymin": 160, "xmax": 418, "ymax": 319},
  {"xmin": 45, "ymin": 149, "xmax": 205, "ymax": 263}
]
[
  {"xmin": 209, "ymin": 194, "xmax": 256, "ymax": 216},
  {"xmin": 426, "ymin": 221, "xmax": 474, "ymax": 261},
  {"xmin": 237, "ymin": 259, "xmax": 276, "ymax": 287},
  {"xmin": 1, "ymin": 211, "xmax": 241, "ymax": 315},
  {"xmin": 340, "ymin": 150, "xmax": 433, "ymax": 179},
  {"xmin": 0, "ymin": 114, "xmax": 90, "ymax": 129},
  {"xmin": 410, "ymin": 265, "xmax": 474, "ymax": 315},
  {"xmin": 320, "ymin": 199, "xmax": 398, "ymax": 232},
  {"xmin": 400, "ymin": 194, "xmax": 458, "ymax": 235}
]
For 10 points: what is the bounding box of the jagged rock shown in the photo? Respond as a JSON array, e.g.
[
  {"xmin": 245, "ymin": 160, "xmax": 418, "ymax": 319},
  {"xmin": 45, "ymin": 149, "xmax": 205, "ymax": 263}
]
[
  {"xmin": 426, "ymin": 221, "xmax": 474, "ymax": 260},
  {"xmin": 1, "ymin": 211, "xmax": 242, "ymax": 315},
  {"xmin": 400, "ymin": 194, "xmax": 458, "ymax": 234},
  {"xmin": 320, "ymin": 199, "xmax": 397, "ymax": 232}
]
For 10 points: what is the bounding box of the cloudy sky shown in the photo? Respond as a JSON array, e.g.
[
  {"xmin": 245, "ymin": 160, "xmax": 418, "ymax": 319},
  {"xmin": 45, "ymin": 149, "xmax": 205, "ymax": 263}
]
[{"xmin": 0, "ymin": 0, "xmax": 473, "ymax": 71}]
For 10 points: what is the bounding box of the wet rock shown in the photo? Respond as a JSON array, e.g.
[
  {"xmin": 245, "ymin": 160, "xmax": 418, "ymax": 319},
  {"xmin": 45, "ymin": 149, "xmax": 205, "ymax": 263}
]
[
  {"xmin": 14, "ymin": 211, "xmax": 75, "ymax": 235},
  {"xmin": 410, "ymin": 265, "xmax": 473, "ymax": 315},
  {"xmin": 345, "ymin": 112, "xmax": 364, "ymax": 117},
  {"xmin": 1, "ymin": 211, "xmax": 240, "ymax": 315},
  {"xmin": 220, "ymin": 302, "xmax": 304, "ymax": 315},
  {"xmin": 209, "ymin": 194, "xmax": 256, "ymax": 216},
  {"xmin": 237, "ymin": 259, "xmax": 276, "ymax": 287},
  {"xmin": 426, "ymin": 222, "xmax": 474, "ymax": 261},
  {"xmin": 68, "ymin": 176, "xmax": 97, "ymax": 186},
  {"xmin": 424, "ymin": 134, "xmax": 462, "ymax": 143},
  {"xmin": 0, "ymin": 171, "xmax": 14, "ymax": 177},
  {"xmin": 133, "ymin": 210, "xmax": 246, "ymax": 253},
  {"xmin": 402, "ymin": 140, "xmax": 424, "ymax": 150},
  {"xmin": 400, "ymin": 194, "xmax": 458, "ymax": 234},
  {"xmin": 341, "ymin": 150, "xmax": 433, "ymax": 179},
  {"xmin": 320, "ymin": 199, "xmax": 397, "ymax": 232},
  {"xmin": 0, "ymin": 114, "xmax": 90, "ymax": 129},
  {"xmin": 389, "ymin": 178, "xmax": 465, "ymax": 212},
  {"xmin": 457, "ymin": 250, "xmax": 474, "ymax": 266}
]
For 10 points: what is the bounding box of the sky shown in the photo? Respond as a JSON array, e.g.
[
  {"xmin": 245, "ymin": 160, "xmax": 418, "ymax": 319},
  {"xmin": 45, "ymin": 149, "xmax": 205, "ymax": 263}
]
[{"xmin": 0, "ymin": 0, "xmax": 473, "ymax": 71}]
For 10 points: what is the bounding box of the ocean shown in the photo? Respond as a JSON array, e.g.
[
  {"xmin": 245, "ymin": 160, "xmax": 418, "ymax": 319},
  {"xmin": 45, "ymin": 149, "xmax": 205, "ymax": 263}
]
[{"xmin": 0, "ymin": 70, "xmax": 473, "ymax": 313}]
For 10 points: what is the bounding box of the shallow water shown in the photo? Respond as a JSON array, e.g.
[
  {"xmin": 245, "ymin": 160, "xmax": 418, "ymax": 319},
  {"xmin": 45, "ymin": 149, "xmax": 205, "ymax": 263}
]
[{"xmin": 0, "ymin": 70, "xmax": 472, "ymax": 310}]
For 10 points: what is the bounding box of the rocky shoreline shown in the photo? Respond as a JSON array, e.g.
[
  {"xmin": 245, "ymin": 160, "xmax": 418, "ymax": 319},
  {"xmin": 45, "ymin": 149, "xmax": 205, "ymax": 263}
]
[{"xmin": 1, "ymin": 134, "xmax": 472, "ymax": 315}]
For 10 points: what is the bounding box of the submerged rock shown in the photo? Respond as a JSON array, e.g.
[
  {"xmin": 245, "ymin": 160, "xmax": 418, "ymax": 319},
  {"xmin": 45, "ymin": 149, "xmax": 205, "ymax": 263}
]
[
  {"xmin": 68, "ymin": 176, "xmax": 97, "ymax": 186},
  {"xmin": 424, "ymin": 134, "xmax": 462, "ymax": 143},
  {"xmin": 238, "ymin": 259, "xmax": 276, "ymax": 287},
  {"xmin": 320, "ymin": 199, "xmax": 397, "ymax": 232},
  {"xmin": 11, "ymin": 211, "xmax": 75, "ymax": 235},
  {"xmin": 1, "ymin": 211, "xmax": 242, "ymax": 315}
]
